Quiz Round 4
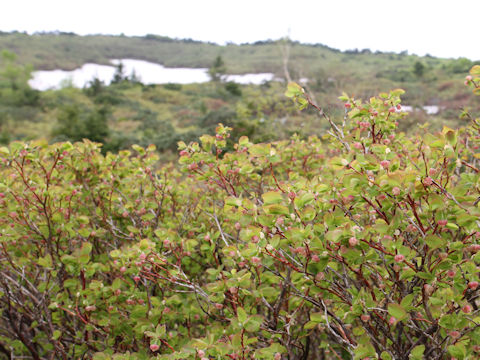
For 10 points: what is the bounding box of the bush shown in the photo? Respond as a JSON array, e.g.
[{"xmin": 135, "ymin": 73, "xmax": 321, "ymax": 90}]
[
  {"xmin": 52, "ymin": 104, "xmax": 110, "ymax": 145},
  {"xmin": 0, "ymin": 68, "xmax": 479, "ymax": 359}
]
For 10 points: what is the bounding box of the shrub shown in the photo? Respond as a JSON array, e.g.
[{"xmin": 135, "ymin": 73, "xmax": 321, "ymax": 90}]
[{"xmin": 0, "ymin": 68, "xmax": 479, "ymax": 359}]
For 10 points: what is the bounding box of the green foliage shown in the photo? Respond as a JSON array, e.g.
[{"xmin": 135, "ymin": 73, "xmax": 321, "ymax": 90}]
[
  {"xmin": 0, "ymin": 50, "xmax": 39, "ymax": 107},
  {"xmin": 413, "ymin": 61, "xmax": 425, "ymax": 78},
  {"xmin": 0, "ymin": 67, "xmax": 480, "ymax": 359},
  {"xmin": 208, "ymin": 55, "xmax": 227, "ymax": 82},
  {"xmin": 225, "ymin": 81, "xmax": 242, "ymax": 96},
  {"xmin": 52, "ymin": 104, "xmax": 110, "ymax": 144}
]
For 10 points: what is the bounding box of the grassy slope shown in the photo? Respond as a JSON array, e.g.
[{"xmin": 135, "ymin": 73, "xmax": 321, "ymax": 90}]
[
  {"xmin": 1, "ymin": 32, "xmax": 479, "ymax": 149},
  {"xmin": 0, "ymin": 32, "xmax": 476, "ymax": 105}
]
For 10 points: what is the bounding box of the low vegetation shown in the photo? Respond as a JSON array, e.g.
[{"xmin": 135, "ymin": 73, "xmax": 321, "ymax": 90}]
[{"xmin": 0, "ymin": 64, "xmax": 479, "ymax": 359}]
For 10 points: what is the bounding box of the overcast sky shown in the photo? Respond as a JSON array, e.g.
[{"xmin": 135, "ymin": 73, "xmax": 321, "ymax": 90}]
[{"xmin": 1, "ymin": 0, "xmax": 478, "ymax": 60}]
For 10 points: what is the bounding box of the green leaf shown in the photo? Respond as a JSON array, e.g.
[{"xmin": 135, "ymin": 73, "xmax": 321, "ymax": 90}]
[
  {"xmin": 425, "ymin": 235, "xmax": 445, "ymax": 250},
  {"xmin": 470, "ymin": 65, "xmax": 480, "ymax": 76},
  {"xmin": 237, "ymin": 307, "xmax": 247, "ymax": 323},
  {"xmin": 38, "ymin": 254, "xmax": 53, "ymax": 268},
  {"xmin": 263, "ymin": 204, "xmax": 289, "ymax": 215},
  {"xmin": 285, "ymin": 82, "xmax": 304, "ymax": 98},
  {"xmin": 439, "ymin": 314, "xmax": 457, "ymax": 329},
  {"xmin": 399, "ymin": 268, "xmax": 415, "ymax": 280},
  {"xmin": 448, "ymin": 344, "xmax": 466, "ymax": 359},
  {"xmin": 52, "ymin": 330, "xmax": 62, "ymax": 340},
  {"xmin": 155, "ymin": 324, "xmax": 166, "ymax": 337},
  {"xmin": 409, "ymin": 345, "xmax": 425, "ymax": 360},
  {"xmin": 390, "ymin": 88, "xmax": 405, "ymax": 96},
  {"xmin": 325, "ymin": 229, "xmax": 343, "ymax": 242},
  {"xmin": 442, "ymin": 127, "xmax": 457, "ymax": 147},
  {"xmin": 262, "ymin": 191, "xmax": 284, "ymax": 205},
  {"xmin": 244, "ymin": 315, "xmax": 263, "ymax": 332},
  {"xmin": 80, "ymin": 242, "xmax": 93, "ymax": 256},
  {"xmin": 446, "ymin": 223, "xmax": 459, "ymax": 230},
  {"xmin": 295, "ymin": 193, "xmax": 315, "ymax": 209},
  {"xmin": 388, "ymin": 303, "xmax": 407, "ymax": 321},
  {"xmin": 400, "ymin": 294, "xmax": 414, "ymax": 309},
  {"xmin": 239, "ymin": 136, "xmax": 249, "ymax": 146},
  {"xmin": 310, "ymin": 312, "xmax": 323, "ymax": 323},
  {"xmin": 381, "ymin": 351, "xmax": 392, "ymax": 360}
]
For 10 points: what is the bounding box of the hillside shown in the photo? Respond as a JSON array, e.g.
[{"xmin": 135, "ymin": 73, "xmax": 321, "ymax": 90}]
[{"xmin": 0, "ymin": 32, "xmax": 479, "ymax": 152}]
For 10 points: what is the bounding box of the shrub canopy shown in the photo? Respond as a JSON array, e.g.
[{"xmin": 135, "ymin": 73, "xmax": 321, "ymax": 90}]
[{"xmin": 1, "ymin": 67, "xmax": 480, "ymax": 359}]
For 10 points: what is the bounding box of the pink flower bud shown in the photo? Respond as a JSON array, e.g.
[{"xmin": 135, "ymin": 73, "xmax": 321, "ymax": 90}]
[
  {"xmin": 392, "ymin": 187, "xmax": 400, "ymax": 196},
  {"xmin": 150, "ymin": 344, "xmax": 160, "ymax": 352},
  {"xmin": 251, "ymin": 256, "xmax": 261, "ymax": 265},
  {"xmin": 229, "ymin": 287, "xmax": 238, "ymax": 294},
  {"xmin": 470, "ymin": 244, "xmax": 480, "ymax": 253},
  {"xmin": 389, "ymin": 316, "xmax": 396, "ymax": 325},
  {"xmin": 423, "ymin": 177, "xmax": 433, "ymax": 186},
  {"xmin": 424, "ymin": 284, "xmax": 434, "ymax": 296},
  {"xmin": 462, "ymin": 304, "xmax": 472, "ymax": 313},
  {"xmin": 315, "ymin": 272, "xmax": 325, "ymax": 281},
  {"xmin": 468, "ymin": 281, "xmax": 479, "ymax": 290},
  {"xmin": 380, "ymin": 160, "xmax": 390, "ymax": 169},
  {"xmin": 349, "ymin": 237, "xmax": 359, "ymax": 247},
  {"xmin": 394, "ymin": 254, "xmax": 405, "ymax": 263},
  {"xmin": 361, "ymin": 314, "xmax": 370, "ymax": 322},
  {"xmin": 437, "ymin": 219, "xmax": 448, "ymax": 226},
  {"xmin": 449, "ymin": 330, "xmax": 461, "ymax": 339}
]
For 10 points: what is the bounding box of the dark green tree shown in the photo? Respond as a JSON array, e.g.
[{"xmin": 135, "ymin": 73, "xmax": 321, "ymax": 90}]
[
  {"xmin": 0, "ymin": 50, "xmax": 39, "ymax": 106},
  {"xmin": 52, "ymin": 104, "xmax": 110, "ymax": 145},
  {"xmin": 111, "ymin": 62, "xmax": 126, "ymax": 84},
  {"xmin": 208, "ymin": 55, "xmax": 226, "ymax": 82},
  {"xmin": 413, "ymin": 61, "xmax": 425, "ymax": 78}
]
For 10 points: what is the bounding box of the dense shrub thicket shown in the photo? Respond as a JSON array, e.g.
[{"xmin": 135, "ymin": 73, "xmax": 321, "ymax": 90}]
[{"xmin": 0, "ymin": 67, "xmax": 480, "ymax": 359}]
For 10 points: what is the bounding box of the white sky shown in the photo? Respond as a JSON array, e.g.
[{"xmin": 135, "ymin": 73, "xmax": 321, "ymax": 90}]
[{"xmin": 1, "ymin": 0, "xmax": 478, "ymax": 60}]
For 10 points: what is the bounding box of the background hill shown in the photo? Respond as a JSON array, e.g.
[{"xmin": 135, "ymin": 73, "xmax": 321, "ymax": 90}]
[{"xmin": 0, "ymin": 31, "xmax": 479, "ymax": 155}]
